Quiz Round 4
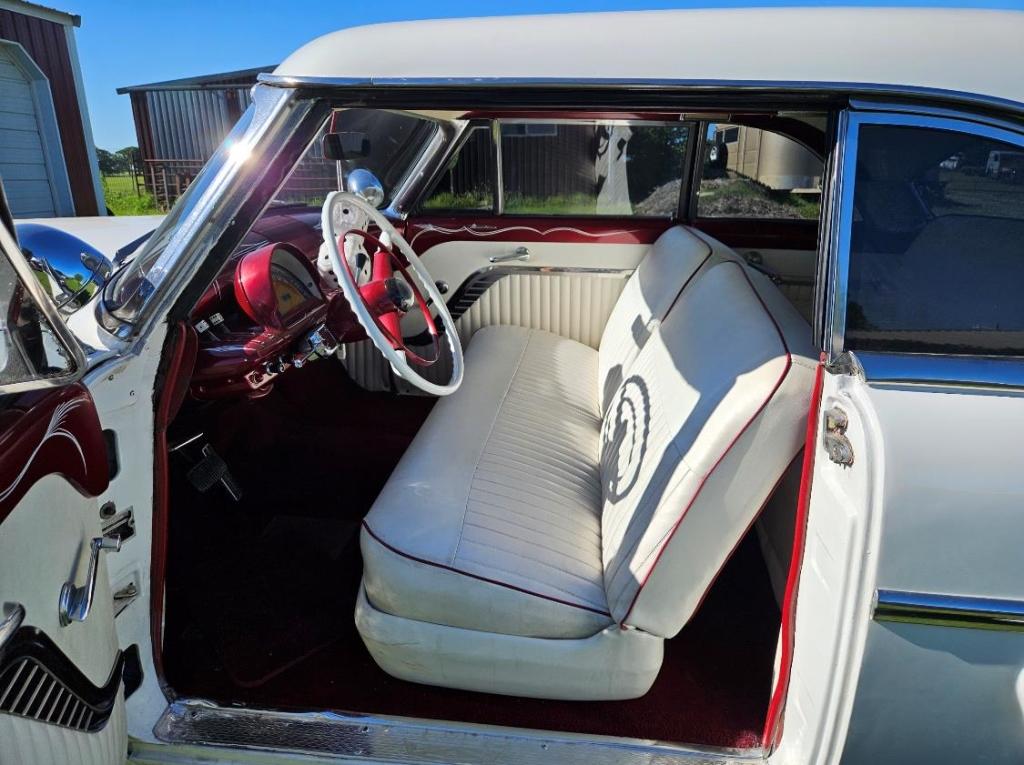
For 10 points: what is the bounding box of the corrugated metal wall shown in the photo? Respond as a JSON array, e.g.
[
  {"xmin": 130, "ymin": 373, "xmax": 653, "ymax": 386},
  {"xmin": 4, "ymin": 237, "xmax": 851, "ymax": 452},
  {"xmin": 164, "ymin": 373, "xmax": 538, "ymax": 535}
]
[
  {"xmin": 132, "ymin": 81, "xmax": 252, "ymax": 163},
  {"xmin": 0, "ymin": 10, "xmax": 98, "ymax": 215}
]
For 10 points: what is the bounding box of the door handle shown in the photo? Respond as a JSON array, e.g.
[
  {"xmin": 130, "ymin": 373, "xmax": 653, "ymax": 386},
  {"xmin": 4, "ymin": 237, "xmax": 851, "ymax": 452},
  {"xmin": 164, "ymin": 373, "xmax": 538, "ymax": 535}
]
[
  {"xmin": 0, "ymin": 602, "xmax": 24, "ymax": 650},
  {"xmin": 59, "ymin": 536, "xmax": 121, "ymax": 627},
  {"xmin": 489, "ymin": 246, "xmax": 530, "ymax": 264}
]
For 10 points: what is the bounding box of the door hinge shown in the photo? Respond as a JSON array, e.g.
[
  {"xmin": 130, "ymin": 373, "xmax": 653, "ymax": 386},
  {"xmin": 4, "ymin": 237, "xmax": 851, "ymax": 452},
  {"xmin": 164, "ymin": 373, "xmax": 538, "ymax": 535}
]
[{"xmin": 823, "ymin": 405, "xmax": 854, "ymax": 467}]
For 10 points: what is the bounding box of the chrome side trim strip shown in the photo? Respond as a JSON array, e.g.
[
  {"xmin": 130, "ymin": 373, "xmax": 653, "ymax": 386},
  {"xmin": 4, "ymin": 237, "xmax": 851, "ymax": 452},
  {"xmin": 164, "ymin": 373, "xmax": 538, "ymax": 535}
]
[
  {"xmin": 255, "ymin": 74, "xmax": 1024, "ymax": 118},
  {"xmin": 154, "ymin": 699, "xmax": 762, "ymax": 765},
  {"xmin": 875, "ymin": 590, "xmax": 1024, "ymax": 632},
  {"xmin": 859, "ymin": 352, "xmax": 1024, "ymax": 391}
]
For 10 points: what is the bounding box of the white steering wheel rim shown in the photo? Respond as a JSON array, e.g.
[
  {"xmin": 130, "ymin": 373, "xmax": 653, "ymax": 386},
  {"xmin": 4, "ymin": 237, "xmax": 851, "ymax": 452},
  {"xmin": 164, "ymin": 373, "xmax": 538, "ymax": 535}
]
[{"xmin": 322, "ymin": 191, "xmax": 464, "ymax": 396}]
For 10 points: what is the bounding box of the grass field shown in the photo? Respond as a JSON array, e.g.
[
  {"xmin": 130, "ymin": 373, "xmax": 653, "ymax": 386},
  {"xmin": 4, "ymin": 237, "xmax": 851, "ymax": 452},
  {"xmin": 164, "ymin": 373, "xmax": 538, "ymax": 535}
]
[{"xmin": 101, "ymin": 174, "xmax": 162, "ymax": 216}]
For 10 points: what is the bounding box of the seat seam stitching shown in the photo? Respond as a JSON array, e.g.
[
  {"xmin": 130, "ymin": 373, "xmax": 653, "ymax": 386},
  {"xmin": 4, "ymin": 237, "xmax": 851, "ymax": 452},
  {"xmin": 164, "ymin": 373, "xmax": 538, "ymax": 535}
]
[
  {"xmin": 617, "ymin": 260, "xmax": 794, "ymax": 628},
  {"xmin": 450, "ymin": 329, "xmax": 534, "ymax": 567}
]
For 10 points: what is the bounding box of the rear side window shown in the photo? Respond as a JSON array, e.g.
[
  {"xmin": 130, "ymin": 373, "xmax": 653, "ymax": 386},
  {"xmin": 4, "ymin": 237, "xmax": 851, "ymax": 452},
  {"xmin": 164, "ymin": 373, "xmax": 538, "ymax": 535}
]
[
  {"xmin": 845, "ymin": 123, "xmax": 1024, "ymax": 356},
  {"xmin": 696, "ymin": 123, "xmax": 822, "ymax": 220},
  {"xmin": 421, "ymin": 120, "xmax": 692, "ymax": 218}
]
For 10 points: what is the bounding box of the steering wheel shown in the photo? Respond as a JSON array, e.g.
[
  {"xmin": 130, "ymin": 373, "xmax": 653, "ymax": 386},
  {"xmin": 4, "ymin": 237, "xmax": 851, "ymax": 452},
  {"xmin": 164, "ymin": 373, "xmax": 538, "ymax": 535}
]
[{"xmin": 321, "ymin": 191, "xmax": 464, "ymax": 396}]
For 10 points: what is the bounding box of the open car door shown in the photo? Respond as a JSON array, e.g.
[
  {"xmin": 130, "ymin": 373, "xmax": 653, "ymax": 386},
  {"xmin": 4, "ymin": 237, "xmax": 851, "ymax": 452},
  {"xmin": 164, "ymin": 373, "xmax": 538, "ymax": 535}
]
[{"xmin": 0, "ymin": 191, "xmax": 127, "ymax": 763}]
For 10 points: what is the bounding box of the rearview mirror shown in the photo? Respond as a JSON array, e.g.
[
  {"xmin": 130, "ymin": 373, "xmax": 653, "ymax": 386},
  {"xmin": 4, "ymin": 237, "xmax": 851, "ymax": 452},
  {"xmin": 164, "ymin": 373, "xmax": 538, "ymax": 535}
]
[{"xmin": 323, "ymin": 132, "xmax": 371, "ymax": 161}]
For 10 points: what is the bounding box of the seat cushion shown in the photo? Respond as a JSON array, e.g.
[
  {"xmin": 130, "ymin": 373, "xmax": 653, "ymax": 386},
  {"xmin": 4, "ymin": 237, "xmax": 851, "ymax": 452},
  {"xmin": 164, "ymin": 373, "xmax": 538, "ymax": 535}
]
[{"xmin": 361, "ymin": 325, "xmax": 613, "ymax": 639}]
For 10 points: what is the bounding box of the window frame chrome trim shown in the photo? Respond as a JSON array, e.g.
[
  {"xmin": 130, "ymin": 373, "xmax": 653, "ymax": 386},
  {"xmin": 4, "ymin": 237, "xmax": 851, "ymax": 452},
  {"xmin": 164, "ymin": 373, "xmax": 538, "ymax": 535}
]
[
  {"xmin": 384, "ymin": 115, "xmax": 462, "ymax": 219},
  {"xmin": 101, "ymin": 85, "xmax": 317, "ymax": 346},
  {"xmin": 256, "ymin": 74, "xmax": 1024, "ymax": 119},
  {"xmin": 875, "ymin": 589, "xmax": 1024, "ymax": 632},
  {"xmin": 824, "ymin": 109, "xmax": 1024, "ymax": 371}
]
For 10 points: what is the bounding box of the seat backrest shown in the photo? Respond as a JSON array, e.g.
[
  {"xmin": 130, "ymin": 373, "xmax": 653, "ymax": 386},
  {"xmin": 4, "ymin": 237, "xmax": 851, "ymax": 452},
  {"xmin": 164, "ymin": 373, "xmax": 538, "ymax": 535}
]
[
  {"xmin": 597, "ymin": 226, "xmax": 715, "ymax": 412},
  {"xmin": 598, "ymin": 233, "xmax": 816, "ymax": 638}
]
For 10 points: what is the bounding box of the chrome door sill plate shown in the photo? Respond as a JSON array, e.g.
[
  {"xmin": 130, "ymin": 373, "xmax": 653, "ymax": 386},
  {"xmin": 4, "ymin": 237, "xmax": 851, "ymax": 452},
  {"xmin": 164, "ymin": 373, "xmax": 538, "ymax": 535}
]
[{"xmin": 151, "ymin": 699, "xmax": 763, "ymax": 765}]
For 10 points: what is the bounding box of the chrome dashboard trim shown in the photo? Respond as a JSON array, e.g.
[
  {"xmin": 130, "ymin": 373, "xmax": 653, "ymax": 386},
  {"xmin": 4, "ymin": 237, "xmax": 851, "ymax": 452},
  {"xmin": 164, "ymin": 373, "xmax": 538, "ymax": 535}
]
[
  {"xmin": 154, "ymin": 699, "xmax": 761, "ymax": 765},
  {"xmin": 858, "ymin": 352, "xmax": 1024, "ymax": 391},
  {"xmin": 875, "ymin": 590, "xmax": 1024, "ymax": 632}
]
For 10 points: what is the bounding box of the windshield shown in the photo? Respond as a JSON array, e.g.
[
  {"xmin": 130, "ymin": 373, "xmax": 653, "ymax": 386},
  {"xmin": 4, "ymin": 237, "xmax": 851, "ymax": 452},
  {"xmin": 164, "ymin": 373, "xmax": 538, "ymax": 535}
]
[{"xmin": 103, "ymin": 90, "xmax": 438, "ymax": 332}]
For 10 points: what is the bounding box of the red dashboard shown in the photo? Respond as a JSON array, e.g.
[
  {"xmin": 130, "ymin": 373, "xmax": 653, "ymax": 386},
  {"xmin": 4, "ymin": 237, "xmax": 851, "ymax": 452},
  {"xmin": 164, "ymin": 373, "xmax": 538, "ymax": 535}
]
[{"xmin": 188, "ymin": 205, "xmax": 364, "ymax": 400}]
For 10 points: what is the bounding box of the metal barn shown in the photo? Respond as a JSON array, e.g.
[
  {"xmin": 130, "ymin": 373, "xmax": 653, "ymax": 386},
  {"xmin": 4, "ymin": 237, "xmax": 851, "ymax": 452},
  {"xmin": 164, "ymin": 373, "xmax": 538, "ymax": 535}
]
[
  {"xmin": 117, "ymin": 67, "xmax": 269, "ymax": 208},
  {"xmin": 0, "ymin": 0, "xmax": 104, "ymax": 217}
]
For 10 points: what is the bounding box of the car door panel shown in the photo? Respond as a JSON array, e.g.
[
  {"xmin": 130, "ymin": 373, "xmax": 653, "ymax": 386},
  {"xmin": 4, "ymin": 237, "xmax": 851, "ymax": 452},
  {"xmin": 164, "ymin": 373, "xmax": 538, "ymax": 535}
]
[
  {"xmin": 0, "ymin": 216, "xmax": 126, "ymax": 764},
  {"xmin": 838, "ymin": 382, "xmax": 1024, "ymax": 764},
  {"xmin": 0, "ymin": 385, "xmax": 109, "ymax": 523},
  {"xmin": 340, "ymin": 216, "xmax": 669, "ymax": 391}
]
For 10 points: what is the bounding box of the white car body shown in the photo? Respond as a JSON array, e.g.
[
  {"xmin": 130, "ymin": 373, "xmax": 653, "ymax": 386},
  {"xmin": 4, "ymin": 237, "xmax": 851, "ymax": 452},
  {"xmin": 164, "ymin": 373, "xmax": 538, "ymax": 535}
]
[{"xmin": 1, "ymin": 8, "xmax": 1023, "ymax": 765}]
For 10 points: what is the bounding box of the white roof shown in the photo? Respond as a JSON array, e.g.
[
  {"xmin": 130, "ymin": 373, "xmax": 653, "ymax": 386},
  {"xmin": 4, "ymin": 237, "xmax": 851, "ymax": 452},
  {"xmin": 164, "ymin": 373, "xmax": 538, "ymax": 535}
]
[{"xmin": 276, "ymin": 8, "xmax": 1024, "ymax": 108}]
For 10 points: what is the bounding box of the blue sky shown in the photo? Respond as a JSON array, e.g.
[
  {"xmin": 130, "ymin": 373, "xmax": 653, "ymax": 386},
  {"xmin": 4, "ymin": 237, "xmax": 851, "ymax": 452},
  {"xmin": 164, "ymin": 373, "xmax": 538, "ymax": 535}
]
[{"xmin": 75, "ymin": 0, "xmax": 1023, "ymax": 150}]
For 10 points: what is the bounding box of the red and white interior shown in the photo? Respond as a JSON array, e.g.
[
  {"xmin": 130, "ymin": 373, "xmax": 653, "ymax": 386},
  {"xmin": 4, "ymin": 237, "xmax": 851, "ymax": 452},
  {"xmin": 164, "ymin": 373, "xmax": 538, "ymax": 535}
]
[{"xmin": 147, "ymin": 108, "xmax": 825, "ymax": 752}]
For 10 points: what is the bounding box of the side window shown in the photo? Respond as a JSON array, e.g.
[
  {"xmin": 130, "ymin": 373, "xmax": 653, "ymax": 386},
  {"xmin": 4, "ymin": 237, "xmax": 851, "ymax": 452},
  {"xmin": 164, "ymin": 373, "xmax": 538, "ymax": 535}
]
[
  {"xmin": 501, "ymin": 122, "xmax": 689, "ymax": 217},
  {"xmin": 844, "ymin": 123, "xmax": 1024, "ymax": 357},
  {"xmin": 421, "ymin": 126, "xmax": 493, "ymax": 211},
  {"xmin": 420, "ymin": 121, "xmax": 691, "ymax": 218},
  {"xmin": 696, "ymin": 123, "xmax": 822, "ymax": 220},
  {"xmin": 0, "ymin": 251, "xmax": 77, "ymax": 387}
]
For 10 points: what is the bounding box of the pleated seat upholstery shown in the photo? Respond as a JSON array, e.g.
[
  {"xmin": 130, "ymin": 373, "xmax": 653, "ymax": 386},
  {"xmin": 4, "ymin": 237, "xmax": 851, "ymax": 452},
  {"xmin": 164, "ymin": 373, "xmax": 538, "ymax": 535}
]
[{"xmin": 356, "ymin": 225, "xmax": 816, "ymax": 700}]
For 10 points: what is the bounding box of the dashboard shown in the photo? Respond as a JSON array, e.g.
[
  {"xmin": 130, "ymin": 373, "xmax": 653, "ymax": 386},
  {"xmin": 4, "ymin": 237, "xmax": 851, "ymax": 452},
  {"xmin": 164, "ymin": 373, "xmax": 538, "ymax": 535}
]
[{"xmin": 188, "ymin": 205, "xmax": 366, "ymax": 400}]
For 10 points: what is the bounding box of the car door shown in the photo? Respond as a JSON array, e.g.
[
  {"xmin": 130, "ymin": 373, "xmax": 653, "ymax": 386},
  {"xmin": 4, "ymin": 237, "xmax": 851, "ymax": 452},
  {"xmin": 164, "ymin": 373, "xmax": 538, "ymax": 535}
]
[
  {"xmin": 769, "ymin": 109, "xmax": 1024, "ymax": 764},
  {"xmin": 341, "ymin": 118, "xmax": 693, "ymax": 390},
  {"xmin": 0, "ymin": 208, "xmax": 127, "ymax": 763}
]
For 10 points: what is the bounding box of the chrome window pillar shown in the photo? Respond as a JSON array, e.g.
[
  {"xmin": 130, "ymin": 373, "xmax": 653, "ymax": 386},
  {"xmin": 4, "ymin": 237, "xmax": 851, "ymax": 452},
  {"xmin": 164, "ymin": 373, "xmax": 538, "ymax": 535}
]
[
  {"xmin": 101, "ymin": 85, "xmax": 319, "ymax": 349},
  {"xmin": 491, "ymin": 119, "xmax": 504, "ymax": 215}
]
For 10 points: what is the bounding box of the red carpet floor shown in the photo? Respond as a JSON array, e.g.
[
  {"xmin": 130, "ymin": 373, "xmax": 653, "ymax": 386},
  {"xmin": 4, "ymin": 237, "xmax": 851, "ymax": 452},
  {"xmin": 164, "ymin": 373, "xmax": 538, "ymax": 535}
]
[{"xmin": 163, "ymin": 360, "xmax": 780, "ymax": 749}]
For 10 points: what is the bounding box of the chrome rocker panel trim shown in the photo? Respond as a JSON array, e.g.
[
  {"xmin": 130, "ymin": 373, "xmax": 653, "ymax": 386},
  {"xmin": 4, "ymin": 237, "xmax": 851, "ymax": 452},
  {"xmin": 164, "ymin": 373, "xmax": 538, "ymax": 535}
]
[
  {"xmin": 152, "ymin": 699, "xmax": 762, "ymax": 765},
  {"xmin": 875, "ymin": 590, "xmax": 1024, "ymax": 632}
]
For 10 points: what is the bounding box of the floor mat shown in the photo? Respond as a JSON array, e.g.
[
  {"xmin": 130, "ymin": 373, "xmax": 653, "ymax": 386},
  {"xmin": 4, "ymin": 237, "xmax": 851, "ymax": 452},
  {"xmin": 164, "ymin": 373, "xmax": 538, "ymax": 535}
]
[
  {"xmin": 184, "ymin": 515, "xmax": 358, "ymax": 687},
  {"xmin": 164, "ymin": 359, "xmax": 780, "ymax": 748}
]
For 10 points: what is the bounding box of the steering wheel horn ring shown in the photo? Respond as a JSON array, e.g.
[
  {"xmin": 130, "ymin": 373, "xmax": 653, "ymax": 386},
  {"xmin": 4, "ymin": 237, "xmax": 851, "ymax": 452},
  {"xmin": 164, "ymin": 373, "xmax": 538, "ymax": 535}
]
[{"xmin": 322, "ymin": 192, "xmax": 464, "ymax": 396}]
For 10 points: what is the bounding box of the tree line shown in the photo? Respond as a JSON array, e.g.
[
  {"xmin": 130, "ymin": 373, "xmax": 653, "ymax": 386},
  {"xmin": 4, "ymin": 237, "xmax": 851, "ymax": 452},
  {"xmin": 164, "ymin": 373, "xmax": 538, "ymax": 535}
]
[{"xmin": 96, "ymin": 147, "xmax": 142, "ymax": 175}]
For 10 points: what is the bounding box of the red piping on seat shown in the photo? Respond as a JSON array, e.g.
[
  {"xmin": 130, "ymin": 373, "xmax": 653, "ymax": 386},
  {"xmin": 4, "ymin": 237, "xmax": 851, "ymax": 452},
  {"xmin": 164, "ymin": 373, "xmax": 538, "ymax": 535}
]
[
  {"xmin": 687, "ymin": 450, "xmax": 803, "ymax": 621},
  {"xmin": 619, "ymin": 262, "xmax": 793, "ymax": 628},
  {"xmin": 361, "ymin": 521, "xmax": 612, "ymax": 618},
  {"xmin": 762, "ymin": 357, "xmax": 825, "ymax": 751}
]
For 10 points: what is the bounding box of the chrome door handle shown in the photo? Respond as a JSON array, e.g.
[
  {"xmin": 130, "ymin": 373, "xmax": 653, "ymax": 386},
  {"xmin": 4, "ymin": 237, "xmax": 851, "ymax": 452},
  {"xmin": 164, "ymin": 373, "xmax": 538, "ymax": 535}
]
[
  {"xmin": 59, "ymin": 536, "xmax": 121, "ymax": 627},
  {"xmin": 489, "ymin": 247, "xmax": 530, "ymax": 264},
  {"xmin": 0, "ymin": 602, "xmax": 24, "ymax": 650}
]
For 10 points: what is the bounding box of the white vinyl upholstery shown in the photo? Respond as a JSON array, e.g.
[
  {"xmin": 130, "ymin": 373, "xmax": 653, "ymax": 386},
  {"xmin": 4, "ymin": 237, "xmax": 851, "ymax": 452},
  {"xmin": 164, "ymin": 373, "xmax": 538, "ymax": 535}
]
[
  {"xmin": 340, "ymin": 270, "xmax": 631, "ymax": 392},
  {"xmin": 357, "ymin": 225, "xmax": 816, "ymax": 699},
  {"xmin": 362, "ymin": 326, "xmax": 611, "ymax": 639},
  {"xmin": 597, "ymin": 226, "xmax": 713, "ymax": 408}
]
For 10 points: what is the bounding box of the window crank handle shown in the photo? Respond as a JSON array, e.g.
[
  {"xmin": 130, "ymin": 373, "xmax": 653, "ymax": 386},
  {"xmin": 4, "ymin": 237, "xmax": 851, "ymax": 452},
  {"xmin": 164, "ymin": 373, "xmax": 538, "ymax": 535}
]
[{"xmin": 58, "ymin": 536, "xmax": 121, "ymax": 627}]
